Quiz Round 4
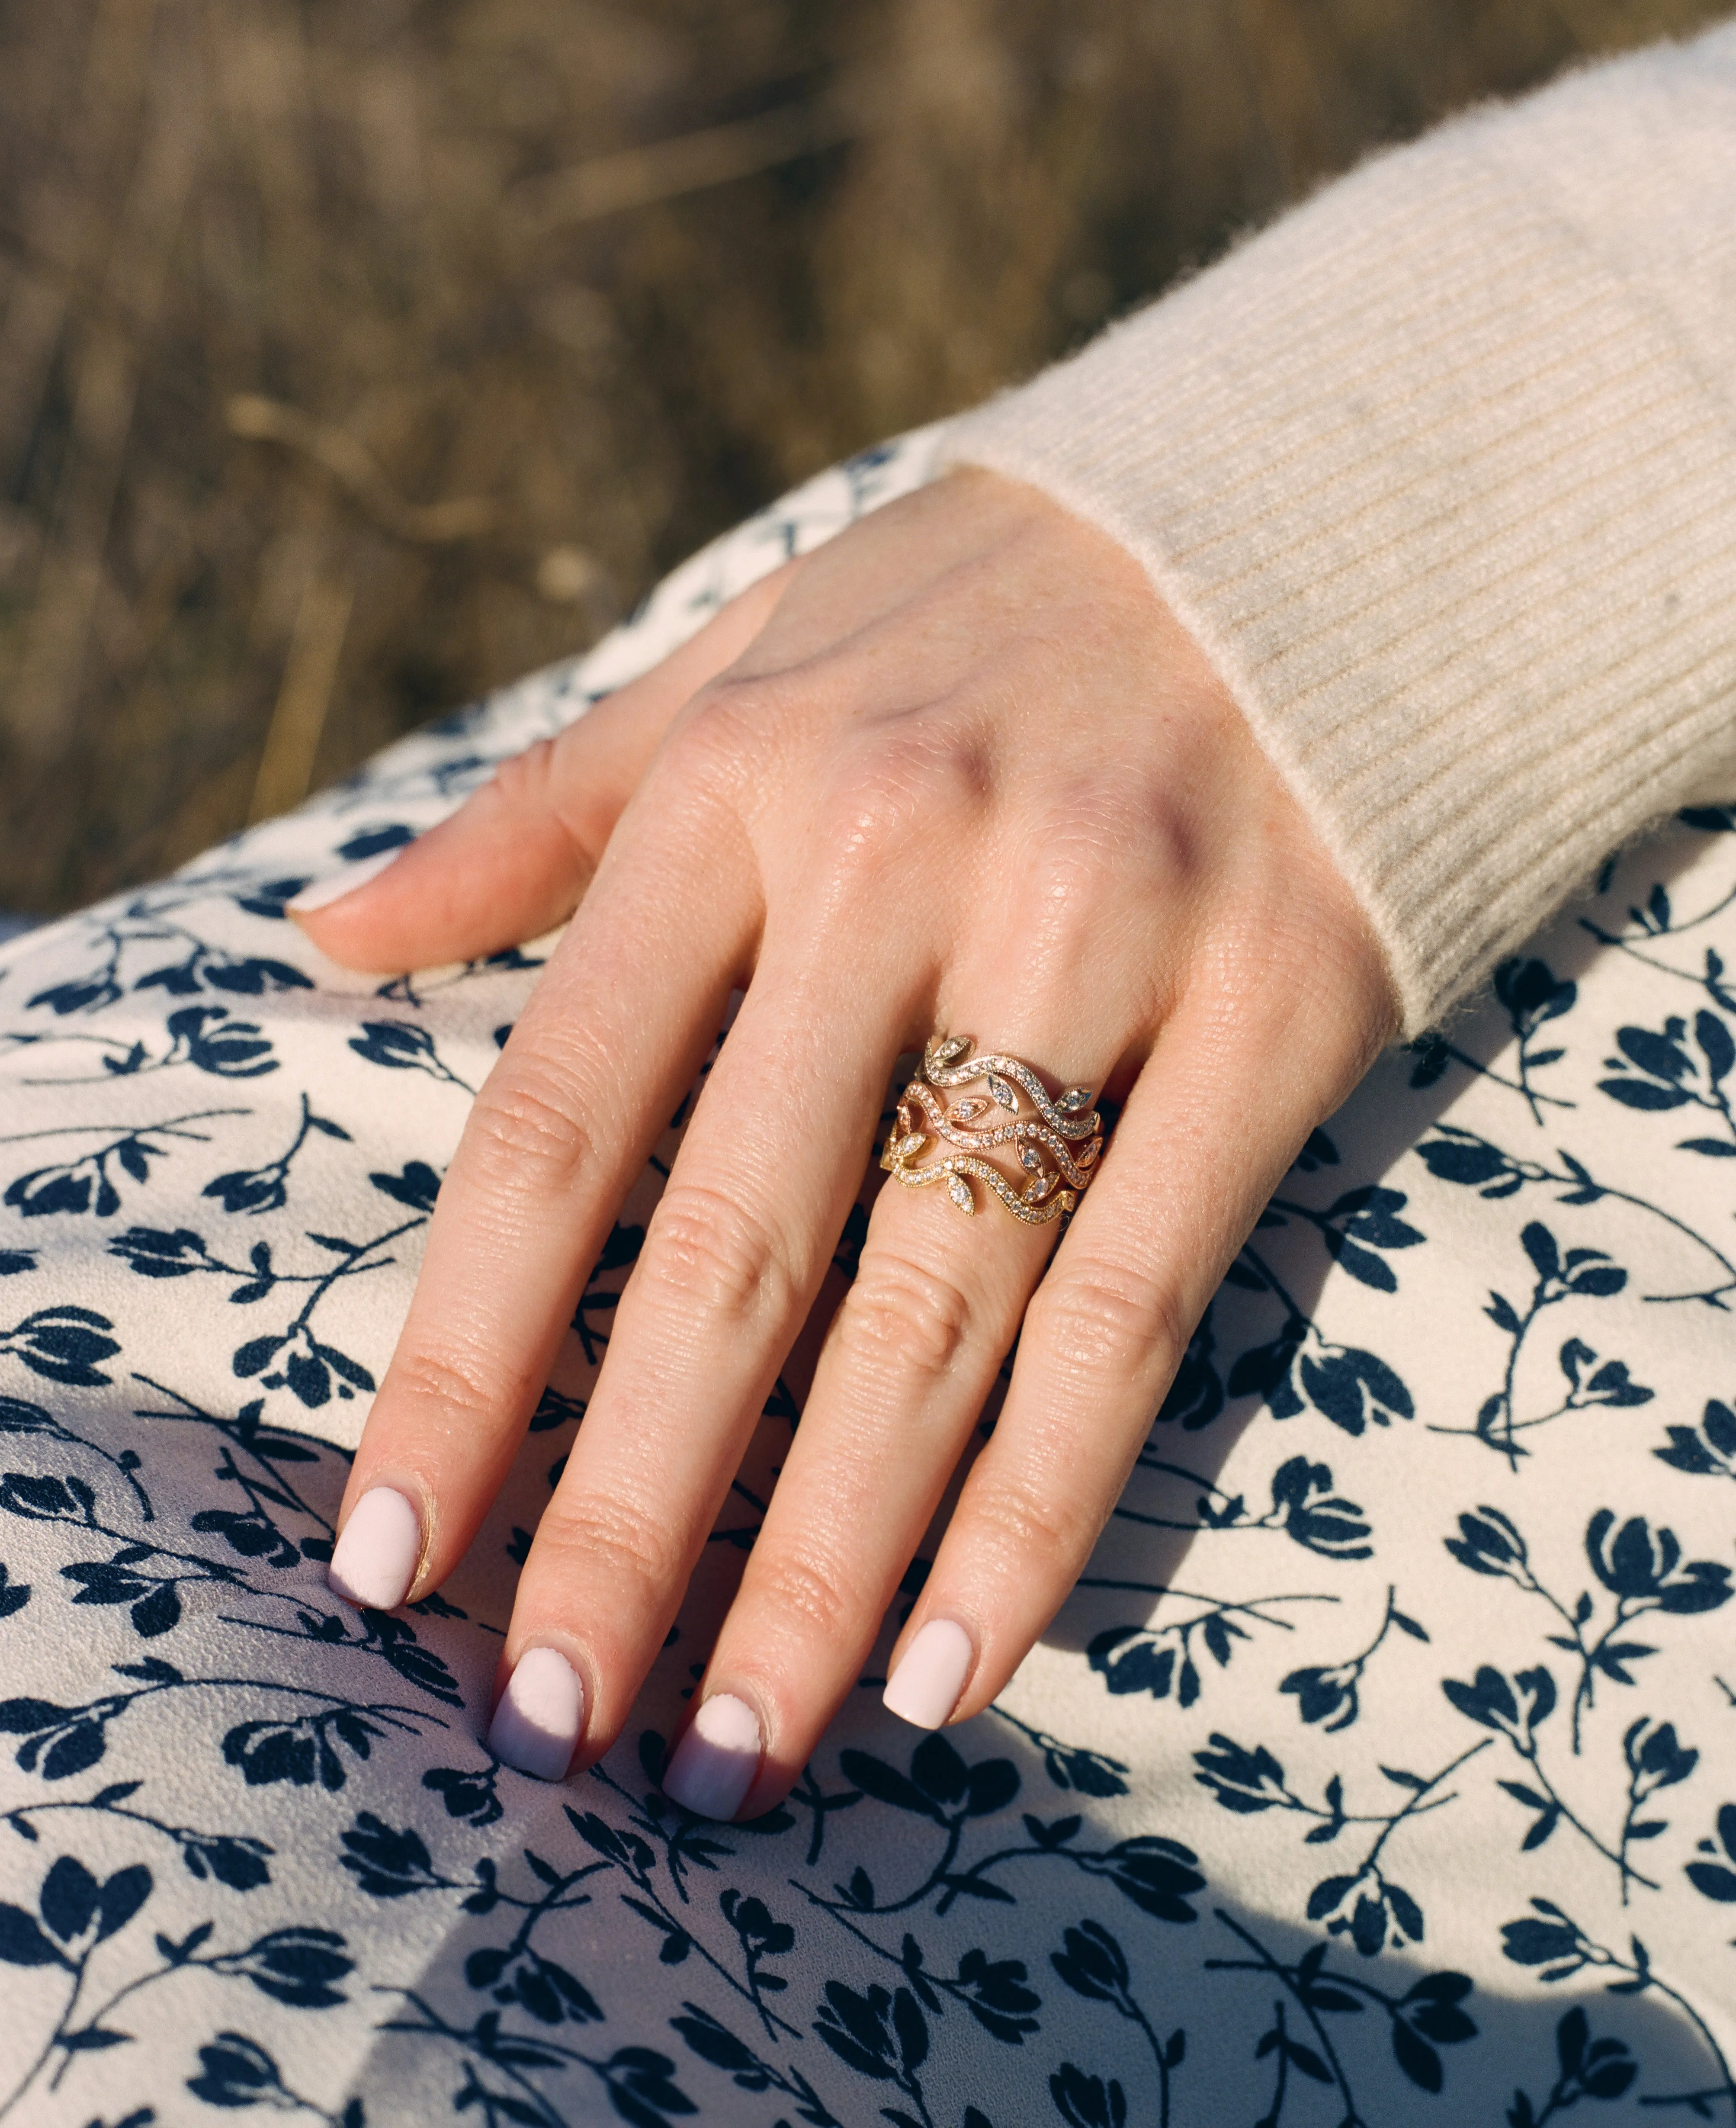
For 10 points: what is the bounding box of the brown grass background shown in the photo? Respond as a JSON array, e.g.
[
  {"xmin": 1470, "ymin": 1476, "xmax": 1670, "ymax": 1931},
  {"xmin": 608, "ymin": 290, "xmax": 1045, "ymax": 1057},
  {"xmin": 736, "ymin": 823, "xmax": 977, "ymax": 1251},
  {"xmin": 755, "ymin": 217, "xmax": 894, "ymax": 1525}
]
[{"xmin": 1, "ymin": 0, "xmax": 1727, "ymax": 916}]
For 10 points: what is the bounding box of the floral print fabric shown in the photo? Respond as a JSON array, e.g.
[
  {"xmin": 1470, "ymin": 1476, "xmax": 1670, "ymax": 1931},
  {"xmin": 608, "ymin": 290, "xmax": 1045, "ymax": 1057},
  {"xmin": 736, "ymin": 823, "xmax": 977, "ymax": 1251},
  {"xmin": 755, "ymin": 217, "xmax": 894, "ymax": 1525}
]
[{"xmin": 2, "ymin": 426, "xmax": 1735, "ymax": 2127}]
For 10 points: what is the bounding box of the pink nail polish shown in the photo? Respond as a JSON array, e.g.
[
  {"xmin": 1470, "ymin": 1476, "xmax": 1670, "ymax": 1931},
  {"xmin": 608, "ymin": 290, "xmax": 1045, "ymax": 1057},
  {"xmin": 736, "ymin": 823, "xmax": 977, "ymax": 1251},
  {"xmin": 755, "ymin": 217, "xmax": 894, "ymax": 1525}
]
[
  {"xmin": 287, "ymin": 847, "xmax": 404, "ymax": 915},
  {"xmin": 883, "ymin": 1618, "xmax": 973, "ymax": 1729},
  {"xmin": 488, "ymin": 1647, "xmax": 584, "ymax": 1781},
  {"xmin": 326, "ymin": 1486, "xmax": 420, "ymax": 1610},
  {"xmin": 661, "ymin": 1694, "xmax": 761, "ymax": 1820}
]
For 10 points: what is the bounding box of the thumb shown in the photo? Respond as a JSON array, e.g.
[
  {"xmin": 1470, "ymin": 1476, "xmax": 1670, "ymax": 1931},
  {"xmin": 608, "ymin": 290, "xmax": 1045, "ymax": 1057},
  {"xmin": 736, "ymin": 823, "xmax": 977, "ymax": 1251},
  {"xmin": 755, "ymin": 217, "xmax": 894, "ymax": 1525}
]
[{"xmin": 290, "ymin": 563, "xmax": 791, "ymax": 973}]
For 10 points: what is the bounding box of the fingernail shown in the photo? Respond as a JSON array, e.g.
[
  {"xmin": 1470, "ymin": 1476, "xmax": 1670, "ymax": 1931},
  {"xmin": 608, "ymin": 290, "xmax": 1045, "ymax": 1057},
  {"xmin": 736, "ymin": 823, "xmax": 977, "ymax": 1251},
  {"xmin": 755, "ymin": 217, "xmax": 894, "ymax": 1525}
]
[
  {"xmin": 883, "ymin": 1617, "xmax": 973, "ymax": 1729},
  {"xmin": 661, "ymin": 1693, "xmax": 761, "ymax": 1820},
  {"xmin": 326, "ymin": 1486, "xmax": 421, "ymax": 1610},
  {"xmin": 487, "ymin": 1647, "xmax": 584, "ymax": 1781},
  {"xmin": 287, "ymin": 847, "xmax": 404, "ymax": 915}
]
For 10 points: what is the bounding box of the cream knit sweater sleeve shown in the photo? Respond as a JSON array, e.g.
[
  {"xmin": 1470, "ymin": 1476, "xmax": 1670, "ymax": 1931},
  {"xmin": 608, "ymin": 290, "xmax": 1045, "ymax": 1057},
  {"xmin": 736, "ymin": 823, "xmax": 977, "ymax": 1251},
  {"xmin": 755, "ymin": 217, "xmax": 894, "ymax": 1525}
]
[{"xmin": 940, "ymin": 23, "xmax": 1736, "ymax": 1035}]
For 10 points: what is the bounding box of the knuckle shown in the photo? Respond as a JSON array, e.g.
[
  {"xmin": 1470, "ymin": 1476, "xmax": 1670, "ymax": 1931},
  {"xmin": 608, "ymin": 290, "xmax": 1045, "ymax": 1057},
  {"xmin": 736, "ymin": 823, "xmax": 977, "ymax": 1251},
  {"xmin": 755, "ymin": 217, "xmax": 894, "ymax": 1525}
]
[
  {"xmin": 815, "ymin": 725, "xmax": 991, "ymax": 876},
  {"xmin": 386, "ymin": 1341, "xmax": 500, "ymax": 1428},
  {"xmin": 545, "ymin": 1488, "xmax": 687, "ymax": 1598},
  {"xmin": 466, "ymin": 1064, "xmax": 599, "ymax": 1191},
  {"xmin": 748, "ymin": 1544, "xmax": 861, "ymax": 1642},
  {"xmin": 1027, "ymin": 1254, "xmax": 1184, "ymax": 1383},
  {"xmin": 835, "ymin": 1246, "xmax": 976, "ymax": 1384},
  {"xmin": 665, "ymin": 677, "xmax": 777, "ymax": 800},
  {"xmin": 640, "ymin": 1182, "xmax": 791, "ymax": 1321},
  {"xmin": 488, "ymin": 734, "xmax": 561, "ymax": 811},
  {"xmin": 487, "ymin": 735, "xmax": 600, "ymax": 868},
  {"xmin": 971, "ymin": 1463, "xmax": 1094, "ymax": 1579},
  {"xmin": 1033, "ymin": 777, "xmax": 1199, "ymax": 930}
]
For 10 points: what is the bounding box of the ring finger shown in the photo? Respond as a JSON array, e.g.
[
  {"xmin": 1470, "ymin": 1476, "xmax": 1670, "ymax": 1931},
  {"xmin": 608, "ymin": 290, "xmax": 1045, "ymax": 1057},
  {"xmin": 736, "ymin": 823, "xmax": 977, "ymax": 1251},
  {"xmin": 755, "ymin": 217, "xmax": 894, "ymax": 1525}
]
[{"xmin": 660, "ymin": 1011, "xmax": 1134, "ymax": 1820}]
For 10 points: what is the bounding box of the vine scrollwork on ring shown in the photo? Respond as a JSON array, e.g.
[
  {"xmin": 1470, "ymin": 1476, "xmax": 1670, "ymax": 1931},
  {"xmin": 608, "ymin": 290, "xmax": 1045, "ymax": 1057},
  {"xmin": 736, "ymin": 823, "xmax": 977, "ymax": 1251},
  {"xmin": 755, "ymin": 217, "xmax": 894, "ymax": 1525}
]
[{"xmin": 879, "ymin": 1035, "xmax": 1104, "ymax": 1225}]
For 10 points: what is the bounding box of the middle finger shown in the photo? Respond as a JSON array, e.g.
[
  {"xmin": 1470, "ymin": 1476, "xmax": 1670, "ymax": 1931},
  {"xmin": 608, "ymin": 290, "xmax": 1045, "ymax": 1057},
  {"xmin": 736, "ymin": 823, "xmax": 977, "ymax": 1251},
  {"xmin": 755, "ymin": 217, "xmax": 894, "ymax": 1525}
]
[{"xmin": 491, "ymin": 926, "xmax": 925, "ymax": 1777}]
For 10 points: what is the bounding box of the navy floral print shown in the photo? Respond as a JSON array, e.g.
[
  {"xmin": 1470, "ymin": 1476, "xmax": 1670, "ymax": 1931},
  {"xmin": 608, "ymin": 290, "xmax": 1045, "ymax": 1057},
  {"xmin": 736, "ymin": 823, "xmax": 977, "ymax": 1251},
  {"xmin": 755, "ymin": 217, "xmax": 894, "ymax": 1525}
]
[{"xmin": 1, "ymin": 425, "xmax": 1734, "ymax": 2123}]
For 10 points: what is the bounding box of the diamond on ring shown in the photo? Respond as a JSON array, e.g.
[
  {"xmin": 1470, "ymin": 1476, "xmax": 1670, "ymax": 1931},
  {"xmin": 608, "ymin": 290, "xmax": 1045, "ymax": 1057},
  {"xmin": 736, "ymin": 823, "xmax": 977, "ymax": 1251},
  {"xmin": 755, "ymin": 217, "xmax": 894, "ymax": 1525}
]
[{"xmin": 878, "ymin": 1035, "xmax": 1105, "ymax": 1225}]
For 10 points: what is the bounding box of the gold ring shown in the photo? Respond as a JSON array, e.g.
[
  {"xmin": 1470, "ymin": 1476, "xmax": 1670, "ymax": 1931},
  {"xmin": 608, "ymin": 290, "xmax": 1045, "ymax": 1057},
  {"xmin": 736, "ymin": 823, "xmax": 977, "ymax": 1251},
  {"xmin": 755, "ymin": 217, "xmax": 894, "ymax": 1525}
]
[{"xmin": 879, "ymin": 1034, "xmax": 1104, "ymax": 1225}]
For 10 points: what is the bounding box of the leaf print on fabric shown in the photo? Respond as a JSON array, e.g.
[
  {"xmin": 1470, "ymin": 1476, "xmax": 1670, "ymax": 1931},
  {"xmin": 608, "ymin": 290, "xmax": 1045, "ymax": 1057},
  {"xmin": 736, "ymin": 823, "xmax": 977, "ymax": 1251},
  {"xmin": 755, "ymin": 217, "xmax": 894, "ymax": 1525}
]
[
  {"xmin": 1085, "ymin": 1586, "xmax": 1336, "ymax": 1707},
  {"xmin": 1119, "ymin": 1451, "xmax": 1373, "ymax": 1560},
  {"xmin": 1685, "ymin": 1802, "xmax": 1736, "ymax": 1907},
  {"xmin": 1407, "ymin": 955, "xmax": 1578, "ymax": 1122},
  {"xmin": 0, "ymin": 1853, "xmax": 154, "ymax": 2115},
  {"xmin": 1505, "ymin": 2006, "xmax": 1637, "ymax": 2125},
  {"xmin": 1502, "ymin": 1903, "xmax": 1736, "ymax": 2118},
  {"xmin": 1153, "ymin": 1302, "xmax": 1225, "ymax": 1430},
  {"xmin": 19, "ymin": 891, "xmax": 316, "ymax": 1022},
  {"xmin": 1205, "ymin": 1912, "xmax": 1478, "ymax": 2105},
  {"xmin": 1440, "ymin": 1663, "xmax": 1654, "ymax": 1891},
  {"xmin": 0, "ymin": 1647, "xmax": 441, "ymax": 1789},
  {"xmin": 348, "ymin": 1020, "xmax": 476, "ymax": 1093},
  {"xmin": 186, "ymin": 2031, "xmax": 365, "ymax": 2126},
  {"xmin": 108, "ymin": 1215, "xmax": 422, "ymax": 1410},
  {"xmin": 1049, "ymin": 1921, "xmax": 1184, "ymax": 2127},
  {"xmin": 1194, "ymin": 1731, "xmax": 1487, "ymax": 1954},
  {"xmin": 422, "ymin": 1760, "xmax": 505, "ymax": 1829},
  {"xmin": 1415, "ymin": 1122, "xmax": 1736, "ymax": 1308},
  {"xmin": 1280, "ymin": 1587, "xmax": 1429, "ymax": 1732},
  {"xmin": 375, "ymin": 942, "xmax": 548, "ymax": 1011},
  {"xmin": 669, "ymin": 2002, "xmax": 842, "ymax": 2125},
  {"xmin": 202, "ymin": 1094, "xmax": 351, "ymax": 1216},
  {"xmin": 133, "ymin": 1377, "xmax": 337, "ymax": 1561},
  {"xmin": 812, "ymin": 1976, "xmax": 933, "ymax": 2107},
  {"xmin": 341, "ymin": 1810, "xmax": 615, "ymax": 2041},
  {"xmin": 1582, "ymin": 832, "xmax": 1736, "ymax": 1014},
  {"xmin": 1618, "ymin": 1720, "xmax": 1698, "ymax": 1906},
  {"xmin": 1599, "ymin": 1009, "xmax": 1736, "ymax": 1154},
  {"xmin": 3, "ymin": 1782, "xmax": 271, "ymax": 1890},
  {"xmin": 0, "ymin": 1304, "xmax": 120, "ymax": 1388},
  {"xmin": 808, "ymin": 1900, "xmax": 1043, "ymax": 2076},
  {"xmin": 1255, "ymin": 1181, "xmax": 1425, "ymax": 1295},
  {"xmin": 560, "ymin": 1789, "xmax": 803, "ymax": 2040},
  {"xmin": 0, "ymin": 1391, "xmax": 153, "ymax": 1520},
  {"xmin": 1444, "ymin": 1504, "xmax": 1730, "ymax": 1748},
  {"xmin": 1431, "ymin": 1222, "xmax": 1641, "ymax": 1465},
  {"xmin": 797, "ymin": 1730, "xmax": 1205, "ymax": 1935},
  {"xmin": 381, "ymin": 1994, "xmax": 699, "ymax": 2128},
  {"xmin": 3, "ymin": 1108, "xmax": 249, "ymax": 1220},
  {"xmin": 1221, "ymin": 1246, "xmax": 1415, "ymax": 1434},
  {"xmin": 6, "ymin": 1004, "xmax": 279, "ymax": 1083},
  {"xmin": 569, "ymin": 1220, "xmax": 648, "ymax": 1368},
  {"xmin": 1049, "ymin": 2060, "xmax": 1128, "ymax": 2128},
  {"xmin": 985, "ymin": 1710, "xmax": 1130, "ymax": 1800},
  {"xmin": 1655, "ymin": 1392, "xmax": 1736, "ymax": 1480}
]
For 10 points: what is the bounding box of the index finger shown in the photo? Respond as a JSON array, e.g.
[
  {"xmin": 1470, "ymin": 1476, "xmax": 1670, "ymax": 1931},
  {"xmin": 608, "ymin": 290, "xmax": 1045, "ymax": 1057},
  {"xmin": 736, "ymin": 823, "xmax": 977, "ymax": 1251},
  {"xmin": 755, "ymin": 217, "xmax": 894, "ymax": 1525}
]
[
  {"xmin": 324, "ymin": 753, "xmax": 759, "ymax": 1613},
  {"xmin": 293, "ymin": 563, "xmax": 793, "ymax": 973}
]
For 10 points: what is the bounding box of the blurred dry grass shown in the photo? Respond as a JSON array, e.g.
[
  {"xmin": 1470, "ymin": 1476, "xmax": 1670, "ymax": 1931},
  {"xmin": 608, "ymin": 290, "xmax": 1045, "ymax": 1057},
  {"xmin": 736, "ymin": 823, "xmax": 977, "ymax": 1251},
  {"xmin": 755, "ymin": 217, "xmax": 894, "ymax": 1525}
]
[{"xmin": 0, "ymin": 0, "xmax": 1728, "ymax": 913}]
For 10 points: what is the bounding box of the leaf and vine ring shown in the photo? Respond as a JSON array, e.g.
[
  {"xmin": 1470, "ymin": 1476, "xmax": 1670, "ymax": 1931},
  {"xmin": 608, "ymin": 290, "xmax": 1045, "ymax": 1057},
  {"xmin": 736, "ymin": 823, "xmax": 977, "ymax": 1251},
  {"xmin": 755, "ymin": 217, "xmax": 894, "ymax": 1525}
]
[{"xmin": 878, "ymin": 1035, "xmax": 1106, "ymax": 1226}]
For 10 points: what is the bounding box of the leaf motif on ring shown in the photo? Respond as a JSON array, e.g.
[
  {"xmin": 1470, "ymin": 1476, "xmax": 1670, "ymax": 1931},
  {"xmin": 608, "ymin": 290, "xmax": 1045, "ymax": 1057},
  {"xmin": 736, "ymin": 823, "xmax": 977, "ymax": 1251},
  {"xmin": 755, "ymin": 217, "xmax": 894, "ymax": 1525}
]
[
  {"xmin": 986, "ymin": 1073, "xmax": 1018, "ymax": 1112},
  {"xmin": 947, "ymin": 1174, "xmax": 975, "ymax": 1213},
  {"xmin": 931, "ymin": 1035, "xmax": 971, "ymax": 1066},
  {"xmin": 892, "ymin": 1133, "xmax": 927, "ymax": 1163},
  {"xmin": 1056, "ymin": 1087, "xmax": 1095, "ymax": 1113},
  {"xmin": 949, "ymin": 1098, "xmax": 989, "ymax": 1122},
  {"xmin": 1019, "ymin": 1145, "xmax": 1045, "ymax": 1173}
]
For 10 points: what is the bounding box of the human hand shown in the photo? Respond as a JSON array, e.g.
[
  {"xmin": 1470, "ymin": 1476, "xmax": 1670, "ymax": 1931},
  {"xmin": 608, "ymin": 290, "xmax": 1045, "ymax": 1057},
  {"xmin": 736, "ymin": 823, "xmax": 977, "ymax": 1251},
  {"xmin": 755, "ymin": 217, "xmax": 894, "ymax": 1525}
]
[{"xmin": 293, "ymin": 466, "xmax": 1396, "ymax": 1817}]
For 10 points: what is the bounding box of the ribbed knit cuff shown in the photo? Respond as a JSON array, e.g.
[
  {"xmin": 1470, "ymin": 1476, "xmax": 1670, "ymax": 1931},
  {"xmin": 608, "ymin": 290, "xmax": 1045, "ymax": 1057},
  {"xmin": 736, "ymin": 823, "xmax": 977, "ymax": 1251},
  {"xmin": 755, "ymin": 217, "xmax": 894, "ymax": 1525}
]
[{"xmin": 941, "ymin": 29, "xmax": 1736, "ymax": 1034}]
